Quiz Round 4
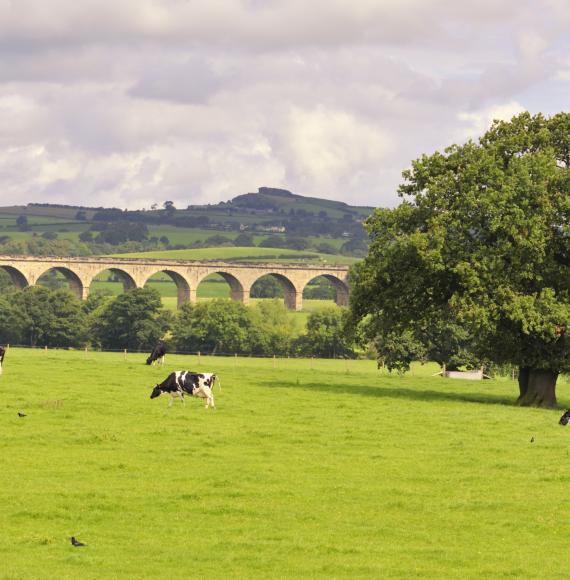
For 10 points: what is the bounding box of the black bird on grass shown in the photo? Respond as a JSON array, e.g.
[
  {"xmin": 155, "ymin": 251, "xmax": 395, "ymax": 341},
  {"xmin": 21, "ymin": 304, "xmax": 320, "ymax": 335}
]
[
  {"xmin": 71, "ymin": 537, "xmax": 87, "ymax": 547},
  {"xmin": 530, "ymin": 437, "xmax": 535, "ymax": 443},
  {"xmin": 17, "ymin": 412, "xmax": 26, "ymax": 417},
  {"xmin": 559, "ymin": 410, "xmax": 570, "ymax": 426}
]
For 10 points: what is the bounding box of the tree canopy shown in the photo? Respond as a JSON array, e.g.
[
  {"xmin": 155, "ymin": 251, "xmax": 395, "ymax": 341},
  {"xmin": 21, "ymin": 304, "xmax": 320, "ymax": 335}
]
[
  {"xmin": 91, "ymin": 287, "xmax": 172, "ymax": 350},
  {"xmin": 350, "ymin": 112, "xmax": 570, "ymax": 407}
]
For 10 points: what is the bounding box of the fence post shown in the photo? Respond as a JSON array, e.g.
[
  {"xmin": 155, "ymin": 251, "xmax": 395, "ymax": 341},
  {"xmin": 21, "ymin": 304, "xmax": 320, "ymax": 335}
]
[
  {"xmin": 198, "ymin": 351, "xmax": 201, "ymax": 365},
  {"xmin": 124, "ymin": 348, "xmax": 127, "ymax": 361},
  {"xmin": 273, "ymin": 354, "xmax": 276, "ymax": 369},
  {"xmin": 84, "ymin": 346, "xmax": 88, "ymax": 357},
  {"xmin": 45, "ymin": 345, "xmax": 48, "ymax": 355},
  {"xmin": 310, "ymin": 357, "xmax": 314, "ymax": 370},
  {"xmin": 234, "ymin": 353, "xmax": 237, "ymax": 368}
]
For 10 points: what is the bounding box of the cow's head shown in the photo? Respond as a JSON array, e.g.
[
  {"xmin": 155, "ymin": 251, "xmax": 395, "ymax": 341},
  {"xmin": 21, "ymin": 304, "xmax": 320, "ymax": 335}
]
[
  {"xmin": 559, "ymin": 410, "xmax": 570, "ymax": 426},
  {"xmin": 150, "ymin": 385, "xmax": 162, "ymax": 399},
  {"xmin": 146, "ymin": 357, "xmax": 153, "ymax": 365}
]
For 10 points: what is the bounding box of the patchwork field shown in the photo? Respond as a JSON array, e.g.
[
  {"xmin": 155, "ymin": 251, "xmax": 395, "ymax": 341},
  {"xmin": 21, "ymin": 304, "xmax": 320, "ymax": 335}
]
[{"xmin": 1, "ymin": 349, "xmax": 570, "ymax": 578}]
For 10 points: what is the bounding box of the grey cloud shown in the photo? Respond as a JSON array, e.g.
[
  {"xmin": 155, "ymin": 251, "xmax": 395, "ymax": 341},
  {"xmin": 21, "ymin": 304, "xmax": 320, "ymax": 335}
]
[{"xmin": 128, "ymin": 56, "xmax": 230, "ymax": 104}]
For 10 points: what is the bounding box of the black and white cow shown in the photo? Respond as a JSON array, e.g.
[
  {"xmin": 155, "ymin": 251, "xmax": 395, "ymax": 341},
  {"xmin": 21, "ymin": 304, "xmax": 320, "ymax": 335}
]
[
  {"xmin": 146, "ymin": 342, "xmax": 166, "ymax": 366},
  {"xmin": 150, "ymin": 371, "xmax": 217, "ymax": 408},
  {"xmin": 560, "ymin": 410, "xmax": 570, "ymax": 426},
  {"xmin": 0, "ymin": 346, "xmax": 5, "ymax": 375}
]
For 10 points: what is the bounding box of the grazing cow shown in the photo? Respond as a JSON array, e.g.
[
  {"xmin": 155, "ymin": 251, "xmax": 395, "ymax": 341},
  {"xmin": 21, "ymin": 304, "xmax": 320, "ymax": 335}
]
[
  {"xmin": 150, "ymin": 371, "xmax": 217, "ymax": 408},
  {"xmin": 559, "ymin": 410, "xmax": 570, "ymax": 426},
  {"xmin": 0, "ymin": 346, "xmax": 5, "ymax": 375},
  {"xmin": 146, "ymin": 342, "xmax": 166, "ymax": 366}
]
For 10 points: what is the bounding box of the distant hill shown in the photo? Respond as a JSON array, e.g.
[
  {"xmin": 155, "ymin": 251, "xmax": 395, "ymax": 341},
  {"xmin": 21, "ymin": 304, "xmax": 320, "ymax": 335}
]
[
  {"xmin": 215, "ymin": 186, "xmax": 373, "ymax": 220},
  {"xmin": 0, "ymin": 187, "xmax": 374, "ymax": 260},
  {"xmin": 2, "ymin": 187, "xmax": 374, "ymax": 222}
]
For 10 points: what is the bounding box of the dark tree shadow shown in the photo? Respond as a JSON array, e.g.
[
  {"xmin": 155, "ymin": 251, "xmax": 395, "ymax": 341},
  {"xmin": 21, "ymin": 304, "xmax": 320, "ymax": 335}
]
[{"xmin": 261, "ymin": 379, "xmax": 517, "ymax": 407}]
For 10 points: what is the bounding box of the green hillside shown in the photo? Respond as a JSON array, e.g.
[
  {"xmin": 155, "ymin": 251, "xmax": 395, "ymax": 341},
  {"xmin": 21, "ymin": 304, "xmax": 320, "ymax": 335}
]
[{"xmin": 0, "ymin": 187, "xmax": 372, "ymax": 261}]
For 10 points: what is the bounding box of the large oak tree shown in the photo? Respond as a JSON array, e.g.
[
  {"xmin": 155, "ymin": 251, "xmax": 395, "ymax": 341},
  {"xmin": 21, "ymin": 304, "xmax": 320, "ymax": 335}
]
[{"xmin": 350, "ymin": 112, "xmax": 570, "ymax": 407}]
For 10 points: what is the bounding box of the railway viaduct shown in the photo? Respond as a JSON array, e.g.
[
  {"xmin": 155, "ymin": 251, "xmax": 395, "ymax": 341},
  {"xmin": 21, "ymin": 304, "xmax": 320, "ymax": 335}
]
[{"xmin": 0, "ymin": 255, "xmax": 351, "ymax": 311}]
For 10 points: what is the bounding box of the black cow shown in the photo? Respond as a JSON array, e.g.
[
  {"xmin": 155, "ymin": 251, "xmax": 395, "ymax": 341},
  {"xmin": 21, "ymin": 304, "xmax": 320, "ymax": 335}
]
[
  {"xmin": 146, "ymin": 342, "xmax": 166, "ymax": 366},
  {"xmin": 0, "ymin": 346, "xmax": 5, "ymax": 375},
  {"xmin": 150, "ymin": 371, "xmax": 216, "ymax": 408},
  {"xmin": 559, "ymin": 410, "xmax": 570, "ymax": 426}
]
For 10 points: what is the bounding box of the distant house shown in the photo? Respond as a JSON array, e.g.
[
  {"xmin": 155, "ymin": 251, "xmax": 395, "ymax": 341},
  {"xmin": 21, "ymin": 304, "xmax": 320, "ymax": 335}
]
[{"xmin": 254, "ymin": 225, "xmax": 286, "ymax": 233}]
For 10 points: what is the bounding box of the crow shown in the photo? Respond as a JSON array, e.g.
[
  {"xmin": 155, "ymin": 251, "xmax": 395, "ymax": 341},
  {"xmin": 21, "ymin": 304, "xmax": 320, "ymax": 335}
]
[
  {"xmin": 530, "ymin": 437, "xmax": 535, "ymax": 443},
  {"xmin": 71, "ymin": 537, "xmax": 87, "ymax": 547},
  {"xmin": 17, "ymin": 412, "xmax": 26, "ymax": 417}
]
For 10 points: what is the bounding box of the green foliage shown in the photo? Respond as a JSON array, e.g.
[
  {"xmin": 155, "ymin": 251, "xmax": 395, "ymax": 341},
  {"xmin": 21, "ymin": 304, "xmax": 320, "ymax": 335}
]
[
  {"xmin": 204, "ymin": 234, "xmax": 233, "ymax": 246},
  {"xmin": 172, "ymin": 299, "xmax": 257, "ymax": 354},
  {"xmin": 0, "ymin": 269, "xmax": 13, "ymax": 293},
  {"xmin": 10, "ymin": 286, "xmax": 86, "ymax": 347},
  {"xmin": 250, "ymin": 275, "xmax": 284, "ymax": 298},
  {"xmin": 303, "ymin": 277, "xmax": 335, "ymax": 300},
  {"xmin": 16, "ymin": 215, "xmax": 29, "ymax": 231},
  {"xmin": 233, "ymin": 232, "xmax": 255, "ymax": 246},
  {"xmin": 350, "ymin": 111, "xmax": 570, "ymax": 400},
  {"xmin": 91, "ymin": 288, "xmax": 171, "ymax": 350},
  {"xmin": 94, "ymin": 222, "xmax": 149, "ymax": 245},
  {"xmin": 0, "ymin": 293, "xmax": 26, "ymax": 344},
  {"xmin": 360, "ymin": 320, "xmax": 426, "ymax": 374},
  {"xmin": 250, "ymin": 299, "xmax": 298, "ymax": 355},
  {"xmin": 297, "ymin": 307, "xmax": 355, "ymax": 358}
]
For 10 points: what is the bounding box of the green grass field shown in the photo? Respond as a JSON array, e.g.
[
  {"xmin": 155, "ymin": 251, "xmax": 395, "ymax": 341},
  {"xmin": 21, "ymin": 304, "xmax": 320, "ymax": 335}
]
[
  {"xmin": 114, "ymin": 247, "xmax": 358, "ymax": 265},
  {"xmin": 2, "ymin": 349, "xmax": 570, "ymax": 578}
]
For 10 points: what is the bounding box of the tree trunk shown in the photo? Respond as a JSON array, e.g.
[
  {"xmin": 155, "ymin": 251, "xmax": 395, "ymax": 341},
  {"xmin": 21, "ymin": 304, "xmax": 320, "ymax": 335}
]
[
  {"xmin": 518, "ymin": 367, "xmax": 530, "ymax": 399},
  {"xmin": 516, "ymin": 368, "xmax": 558, "ymax": 408}
]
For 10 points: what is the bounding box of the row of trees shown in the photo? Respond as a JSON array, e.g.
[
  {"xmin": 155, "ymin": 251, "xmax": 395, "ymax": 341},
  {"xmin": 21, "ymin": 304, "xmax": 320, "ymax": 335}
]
[{"xmin": 0, "ymin": 286, "xmax": 355, "ymax": 358}]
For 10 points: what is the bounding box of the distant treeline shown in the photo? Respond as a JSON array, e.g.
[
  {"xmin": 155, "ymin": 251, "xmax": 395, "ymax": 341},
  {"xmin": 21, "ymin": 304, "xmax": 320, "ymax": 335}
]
[{"xmin": 0, "ymin": 284, "xmax": 356, "ymax": 359}]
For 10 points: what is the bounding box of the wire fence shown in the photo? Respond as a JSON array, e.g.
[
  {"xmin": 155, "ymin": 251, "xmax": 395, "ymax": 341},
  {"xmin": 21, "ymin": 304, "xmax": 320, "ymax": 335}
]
[
  {"xmin": 1, "ymin": 344, "xmax": 521, "ymax": 379},
  {"xmin": 0, "ymin": 342, "xmax": 364, "ymax": 362}
]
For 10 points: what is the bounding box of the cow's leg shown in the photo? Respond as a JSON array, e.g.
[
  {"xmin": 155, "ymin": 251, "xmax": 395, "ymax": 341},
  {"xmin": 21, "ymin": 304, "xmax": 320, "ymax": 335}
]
[
  {"xmin": 160, "ymin": 355, "xmax": 165, "ymax": 366},
  {"xmin": 168, "ymin": 396, "xmax": 174, "ymax": 407}
]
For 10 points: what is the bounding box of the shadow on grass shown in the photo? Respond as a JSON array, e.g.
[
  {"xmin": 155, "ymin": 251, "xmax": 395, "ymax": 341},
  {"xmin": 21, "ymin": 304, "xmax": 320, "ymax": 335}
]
[{"xmin": 261, "ymin": 379, "xmax": 517, "ymax": 407}]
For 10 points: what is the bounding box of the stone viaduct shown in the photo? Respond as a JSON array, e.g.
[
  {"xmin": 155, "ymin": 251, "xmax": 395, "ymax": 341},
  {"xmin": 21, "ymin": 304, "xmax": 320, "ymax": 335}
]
[{"xmin": 0, "ymin": 255, "xmax": 350, "ymax": 311}]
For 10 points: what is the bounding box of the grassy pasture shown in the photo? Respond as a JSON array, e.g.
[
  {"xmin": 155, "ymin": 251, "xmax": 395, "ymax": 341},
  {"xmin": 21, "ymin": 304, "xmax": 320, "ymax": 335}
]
[
  {"xmin": 113, "ymin": 247, "xmax": 358, "ymax": 265},
  {"xmin": 1, "ymin": 349, "xmax": 570, "ymax": 578}
]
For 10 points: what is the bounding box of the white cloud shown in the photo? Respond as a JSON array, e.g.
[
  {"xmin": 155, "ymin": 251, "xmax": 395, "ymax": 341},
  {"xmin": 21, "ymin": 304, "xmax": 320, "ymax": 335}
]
[
  {"xmin": 283, "ymin": 106, "xmax": 389, "ymax": 196},
  {"xmin": 457, "ymin": 101, "xmax": 527, "ymax": 140},
  {"xmin": 0, "ymin": 0, "xmax": 566, "ymax": 208}
]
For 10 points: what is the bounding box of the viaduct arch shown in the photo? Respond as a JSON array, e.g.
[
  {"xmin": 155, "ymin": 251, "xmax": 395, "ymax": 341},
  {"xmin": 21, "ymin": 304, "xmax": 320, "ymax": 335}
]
[{"xmin": 0, "ymin": 255, "xmax": 350, "ymax": 311}]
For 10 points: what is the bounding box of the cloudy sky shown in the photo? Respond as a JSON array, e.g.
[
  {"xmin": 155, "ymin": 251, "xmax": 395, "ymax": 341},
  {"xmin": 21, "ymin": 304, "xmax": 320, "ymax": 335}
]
[{"xmin": 1, "ymin": 0, "xmax": 569, "ymax": 210}]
